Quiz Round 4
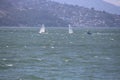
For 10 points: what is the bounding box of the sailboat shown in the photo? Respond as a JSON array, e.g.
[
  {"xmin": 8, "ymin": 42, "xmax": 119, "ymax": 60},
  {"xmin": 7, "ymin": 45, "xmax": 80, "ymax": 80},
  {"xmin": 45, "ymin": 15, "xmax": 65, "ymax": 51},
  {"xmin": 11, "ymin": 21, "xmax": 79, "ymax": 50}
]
[
  {"xmin": 39, "ymin": 24, "xmax": 45, "ymax": 33},
  {"xmin": 68, "ymin": 24, "xmax": 73, "ymax": 34}
]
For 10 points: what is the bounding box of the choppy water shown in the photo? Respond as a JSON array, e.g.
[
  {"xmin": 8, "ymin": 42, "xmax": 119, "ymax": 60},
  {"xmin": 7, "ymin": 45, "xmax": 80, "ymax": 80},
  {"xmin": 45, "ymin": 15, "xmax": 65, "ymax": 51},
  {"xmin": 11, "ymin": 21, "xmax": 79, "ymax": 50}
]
[{"xmin": 0, "ymin": 27, "xmax": 120, "ymax": 80}]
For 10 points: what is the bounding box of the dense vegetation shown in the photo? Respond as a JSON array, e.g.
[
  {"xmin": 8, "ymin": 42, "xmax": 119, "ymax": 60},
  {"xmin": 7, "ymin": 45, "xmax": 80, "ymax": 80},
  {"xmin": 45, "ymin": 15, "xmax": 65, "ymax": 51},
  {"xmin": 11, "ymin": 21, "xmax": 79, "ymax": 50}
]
[{"xmin": 0, "ymin": 0, "xmax": 120, "ymax": 27}]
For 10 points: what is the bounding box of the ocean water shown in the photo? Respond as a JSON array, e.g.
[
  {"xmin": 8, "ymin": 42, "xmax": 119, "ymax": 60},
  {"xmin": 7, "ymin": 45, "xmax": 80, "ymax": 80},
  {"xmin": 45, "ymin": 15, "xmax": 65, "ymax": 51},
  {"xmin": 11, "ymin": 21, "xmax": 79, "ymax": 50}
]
[{"xmin": 0, "ymin": 27, "xmax": 120, "ymax": 80}]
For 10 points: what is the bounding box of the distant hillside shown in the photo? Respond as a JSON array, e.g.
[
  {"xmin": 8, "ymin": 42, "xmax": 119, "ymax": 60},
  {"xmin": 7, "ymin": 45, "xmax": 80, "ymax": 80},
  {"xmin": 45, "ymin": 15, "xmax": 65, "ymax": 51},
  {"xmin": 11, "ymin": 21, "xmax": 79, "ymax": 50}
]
[{"xmin": 0, "ymin": 0, "xmax": 120, "ymax": 27}]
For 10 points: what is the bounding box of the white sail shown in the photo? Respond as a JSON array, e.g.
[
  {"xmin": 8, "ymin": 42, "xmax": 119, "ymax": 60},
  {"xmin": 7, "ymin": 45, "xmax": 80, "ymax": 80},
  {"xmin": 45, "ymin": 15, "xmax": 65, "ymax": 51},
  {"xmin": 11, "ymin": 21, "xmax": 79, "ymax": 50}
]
[
  {"xmin": 39, "ymin": 24, "xmax": 45, "ymax": 33},
  {"xmin": 68, "ymin": 24, "xmax": 73, "ymax": 34}
]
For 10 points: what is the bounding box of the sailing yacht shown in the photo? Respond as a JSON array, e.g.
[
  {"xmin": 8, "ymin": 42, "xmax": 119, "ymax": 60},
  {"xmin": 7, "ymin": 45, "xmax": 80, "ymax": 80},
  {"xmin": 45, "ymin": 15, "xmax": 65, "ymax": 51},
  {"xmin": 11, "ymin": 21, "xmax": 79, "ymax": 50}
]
[
  {"xmin": 39, "ymin": 24, "xmax": 45, "ymax": 33},
  {"xmin": 68, "ymin": 24, "xmax": 73, "ymax": 34}
]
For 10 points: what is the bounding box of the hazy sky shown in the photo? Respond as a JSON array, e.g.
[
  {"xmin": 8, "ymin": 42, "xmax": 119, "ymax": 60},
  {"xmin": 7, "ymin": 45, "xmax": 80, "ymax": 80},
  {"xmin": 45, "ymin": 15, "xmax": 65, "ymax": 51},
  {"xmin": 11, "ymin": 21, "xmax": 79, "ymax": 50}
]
[
  {"xmin": 52, "ymin": 0, "xmax": 120, "ymax": 7},
  {"xmin": 103, "ymin": 0, "xmax": 120, "ymax": 6},
  {"xmin": 51, "ymin": 0, "xmax": 120, "ymax": 14}
]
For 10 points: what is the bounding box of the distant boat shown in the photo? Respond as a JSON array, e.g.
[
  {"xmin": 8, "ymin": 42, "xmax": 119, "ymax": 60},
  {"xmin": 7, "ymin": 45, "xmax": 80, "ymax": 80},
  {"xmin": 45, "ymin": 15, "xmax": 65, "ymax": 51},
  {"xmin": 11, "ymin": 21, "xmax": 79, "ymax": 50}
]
[
  {"xmin": 39, "ymin": 24, "xmax": 45, "ymax": 33},
  {"xmin": 87, "ymin": 30, "xmax": 92, "ymax": 35},
  {"xmin": 87, "ymin": 31, "xmax": 92, "ymax": 35},
  {"xmin": 68, "ymin": 24, "xmax": 73, "ymax": 34}
]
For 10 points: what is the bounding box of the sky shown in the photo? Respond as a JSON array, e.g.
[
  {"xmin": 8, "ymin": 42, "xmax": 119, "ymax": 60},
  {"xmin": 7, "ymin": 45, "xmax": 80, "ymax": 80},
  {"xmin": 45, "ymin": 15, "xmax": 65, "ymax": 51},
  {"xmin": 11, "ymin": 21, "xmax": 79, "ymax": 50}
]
[
  {"xmin": 51, "ymin": 0, "xmax": 120, "ymax": 14},
  {"xmin": 52, "ymin": 0, "xmax": 120, "ymax": 6},
  {"xmin": 103, "ymin": 0, "xmax": 120, "ymax": 7}
]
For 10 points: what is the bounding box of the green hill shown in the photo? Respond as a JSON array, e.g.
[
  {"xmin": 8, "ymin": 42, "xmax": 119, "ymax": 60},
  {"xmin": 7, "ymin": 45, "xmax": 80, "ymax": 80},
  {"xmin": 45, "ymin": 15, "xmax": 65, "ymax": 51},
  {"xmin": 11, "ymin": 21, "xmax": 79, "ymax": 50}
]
[{"xmin": 0, "ymin": 0, "xmax": 120, "ymax": 27}]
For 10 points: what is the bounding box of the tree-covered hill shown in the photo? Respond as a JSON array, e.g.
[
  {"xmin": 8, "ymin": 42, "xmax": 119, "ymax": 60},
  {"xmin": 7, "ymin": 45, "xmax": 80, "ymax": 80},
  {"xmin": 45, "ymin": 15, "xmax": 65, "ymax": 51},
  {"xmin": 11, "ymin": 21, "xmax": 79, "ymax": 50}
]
[{"xmin": 0, "ymin": 0, "xmax": 120, "ymax": 27}]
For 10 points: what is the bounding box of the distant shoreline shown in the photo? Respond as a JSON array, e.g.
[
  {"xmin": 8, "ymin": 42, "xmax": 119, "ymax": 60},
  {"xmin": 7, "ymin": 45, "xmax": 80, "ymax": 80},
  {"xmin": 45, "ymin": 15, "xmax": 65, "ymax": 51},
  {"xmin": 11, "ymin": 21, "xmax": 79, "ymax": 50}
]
[{"xmin": 0, "ymin": 26, "xmax": 120, "ymax": 29}]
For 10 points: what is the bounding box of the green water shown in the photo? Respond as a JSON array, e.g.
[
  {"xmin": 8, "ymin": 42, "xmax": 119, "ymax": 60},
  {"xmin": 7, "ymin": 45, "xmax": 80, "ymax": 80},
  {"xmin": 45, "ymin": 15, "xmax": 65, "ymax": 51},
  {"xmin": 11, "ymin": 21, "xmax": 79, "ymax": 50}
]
[{"xmin": 0, "ymin": 27, "xmax": 120, "ymax": 80}]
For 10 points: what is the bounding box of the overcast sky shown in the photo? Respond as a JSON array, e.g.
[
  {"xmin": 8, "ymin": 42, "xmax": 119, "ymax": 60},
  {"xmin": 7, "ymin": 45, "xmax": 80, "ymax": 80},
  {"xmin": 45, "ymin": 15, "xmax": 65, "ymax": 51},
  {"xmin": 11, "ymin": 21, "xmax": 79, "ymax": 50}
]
[
  {"xmin": 51, "ymin": 0, "xmax": 120, "ymax": 14},
  {"xmin": 103, "ymin": 0, "xmax": 120, "ymax": 6},
  {"xmin": 52, "ymin": 0, "xmax": 120, "ymax": 7}
]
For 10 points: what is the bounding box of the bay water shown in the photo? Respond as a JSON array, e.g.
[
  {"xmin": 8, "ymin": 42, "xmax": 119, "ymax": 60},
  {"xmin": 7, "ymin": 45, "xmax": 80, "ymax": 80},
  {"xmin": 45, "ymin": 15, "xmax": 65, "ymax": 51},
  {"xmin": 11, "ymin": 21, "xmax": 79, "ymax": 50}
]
[{"xmin": 0, "ymin": 27, "xmax": 120, "ymax": 80}]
